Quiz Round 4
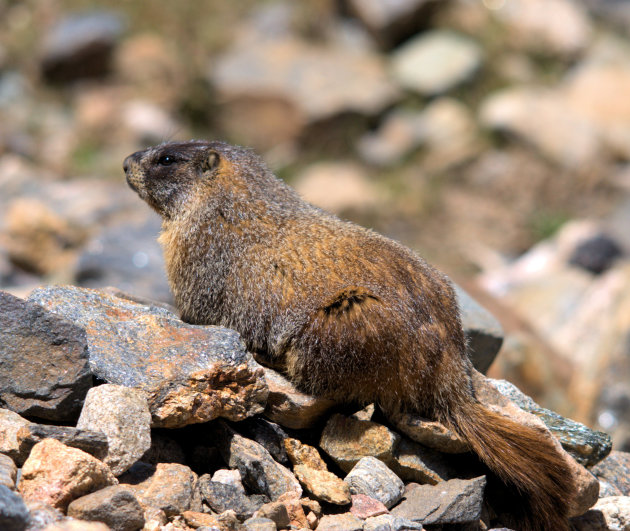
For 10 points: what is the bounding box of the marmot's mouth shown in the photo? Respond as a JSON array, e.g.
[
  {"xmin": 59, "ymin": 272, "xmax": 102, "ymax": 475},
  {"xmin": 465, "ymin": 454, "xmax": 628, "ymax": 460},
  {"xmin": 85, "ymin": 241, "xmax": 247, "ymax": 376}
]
[{"xmin": 125, "ymin": 172, "xmax": 140, "ymax": 193}]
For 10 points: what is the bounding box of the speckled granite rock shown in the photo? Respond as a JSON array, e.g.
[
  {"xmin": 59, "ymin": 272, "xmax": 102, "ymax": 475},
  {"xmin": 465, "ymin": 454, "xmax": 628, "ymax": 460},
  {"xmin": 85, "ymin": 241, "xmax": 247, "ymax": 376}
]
[{"xmin": 28, "ymin": 286, "xmax": 268, "ymax": 428}]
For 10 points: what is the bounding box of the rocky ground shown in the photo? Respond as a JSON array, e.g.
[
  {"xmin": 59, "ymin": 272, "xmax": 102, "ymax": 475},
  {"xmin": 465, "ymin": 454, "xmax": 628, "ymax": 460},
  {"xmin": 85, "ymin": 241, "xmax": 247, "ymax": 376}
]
[{"xmin": 2, "ymin": 0, "xmax": 630, "ymax": 529}]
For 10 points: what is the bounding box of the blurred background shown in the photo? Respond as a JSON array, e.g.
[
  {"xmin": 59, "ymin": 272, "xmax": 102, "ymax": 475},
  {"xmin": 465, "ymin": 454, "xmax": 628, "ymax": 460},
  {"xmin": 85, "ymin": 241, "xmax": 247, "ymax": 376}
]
[{"xmin": 1, "ymin": 0, "xmax": 630, "ymax": 448}]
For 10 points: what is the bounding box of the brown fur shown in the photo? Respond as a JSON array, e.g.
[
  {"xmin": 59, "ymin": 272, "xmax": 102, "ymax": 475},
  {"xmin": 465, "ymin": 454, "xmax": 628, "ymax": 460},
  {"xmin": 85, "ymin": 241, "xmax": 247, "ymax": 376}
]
[{"xmin": 124, "ymin": 140, "xmax": 575, "ymax": 530}]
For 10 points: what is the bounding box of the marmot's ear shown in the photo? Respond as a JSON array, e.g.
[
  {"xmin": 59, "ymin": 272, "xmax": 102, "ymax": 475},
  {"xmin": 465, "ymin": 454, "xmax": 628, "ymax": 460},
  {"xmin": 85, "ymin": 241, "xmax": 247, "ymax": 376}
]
[{"xmin": 201, "ymin": 151, "xmax": 220, "ymax": 173}]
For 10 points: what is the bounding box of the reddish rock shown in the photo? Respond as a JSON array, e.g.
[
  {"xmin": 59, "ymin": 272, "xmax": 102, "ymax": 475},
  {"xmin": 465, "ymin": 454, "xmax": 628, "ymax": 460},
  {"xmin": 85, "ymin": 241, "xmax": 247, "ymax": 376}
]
[{"xmin": 350, "ymin": 494, "xmax": 389, "ymax": 519}]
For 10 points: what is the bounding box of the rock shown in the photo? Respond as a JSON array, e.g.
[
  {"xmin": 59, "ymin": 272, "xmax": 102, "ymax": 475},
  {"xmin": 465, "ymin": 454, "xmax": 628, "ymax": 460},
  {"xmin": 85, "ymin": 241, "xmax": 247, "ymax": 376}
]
[
  {"xmin": 293, "ymin": 162, "xmax": 379, "ymax": 214},
  {"xmin": 363, "ymin": 514, "xmax": 423, "ymax": 531},
  {"xmin": 571, "ymin": 496, "xmax": 630, "ymax": 531},
  {"xmin": 182, "ymin": 510, "xmax": 225, "ymax": 529},
  {"xmin": 214, "ymin": 423, "xmax": 302, "ymax": 501},
  {"xmin": 66, "ymin": 485, "xmax": 145, "ymax": 531},
  {"xmin": 122, "ymin": 100, "xmax": 181, "ymax": 146},
  {"xmin": 75, "ymin": 215, "xmax": 172, "ymax": 304},
  {"xmin": 41, "ymin": 521, "xmax": 110, "ymax": 531},
  {"xmin": 491, "ymin": 378, "xmax": 612, "ymax": 466},
  {"xmin": 284, "ymin": 438, "xmax": 327, "ymax": 471},
  {"xmin": 237, "ymin": 417, "xmax": 290, "ymax": 466},
  {"xmin": 263, "ymin": 368, "xmax": 336, "ymax": 429},
  {"xmin": 569, "ymin": 234, "xmax": 623, "ymax": 275},
  {"xmin": 390, "ymin": 438, "xmax": 460, "ymax": 484},
  {"xmin": 252, "ymin": 501, "xmax": 290, "ymax": 529},
  {"xmin": 0, "ymin": 409, "xmax": 31, "ymax": 465},
  {"xmin": 129, "ymin": 463, "xmax": 198, "ymax": 517},
  {"xmin": 344, "ymin": 457, "xmax": 404, "ymax": 509},
  {"xmin": 16, "ymin": 423, "xmax": 108, "ymax": 463},
  {"xmin": 211, "ymin": 36, "xmax": 399, "ymax": 150},
  {"xmin": 0, "ymin": 485, "xmax": 29, "ymax": 531},
  {"xmin": 490, "ymin": 0, "xmax": 591, "ymax": 57},
  {"xmin": 198, "ymin": 475, "xmax": 266, "ymax": 520},
  {"xmin": 0, "ymin": 291, "xmax": 91, "ymax": 422},
  {"xmin": 388, "ymin": 411, "xmax": 467, "ymax": 454},
  {"xmin": 243, "ymin": 517, "xmax": 277, "ymax": 531},
  {"xmin": 479, "ymin": 87, "xmax": 601, "ymax": 168},
  {"xmin": 25, "ymin": 500, "xmax": 64, "ymax": 529},
  {"xmin": 292, "ymin": 466, "xmax": 351, "ymax": 506},
  {"xmin": 76, "ymin": 384, "xmax": 151, "ymax": 476},
  {"xmin": 277, "ymin": 492, "xmax": 309, "ymax": 529},
  {"xmin": 40, "ymin": 10, "xmax": 125, "ymax": 83},
  {"xmin": 0, "ymin": 455, "xmax": 17, "ymax": 490},
  {"xmin": 349, "ymin": 494, "xmax": 388, "ymax": 519},
  {"xmin": 390, "ymin": 30, "xmax": 482, "ymax": 95},
  {"xmin": 28, "ymin": 286, "xmax": 268, "ymax": 428},
  {"xmin": 391, "ymin": 477, "xmax": 486, "ymax": 525},
  {"xmin": 320, "ymin": 414, "xmax": 400, "ymax": 473},
  {"xmin": 345, "ymin": 0, "xmax": 441, "ymax": 48},
  {"xmin": 138, "ymin": 432, "xmax": 185, "ymax": 466},
  {"xmin": 591, "ymin": 452, "xmax": 630, "ymax": 496},
  {"xmin": 456, "ymin": 285, "xmax": 504, "ymax": 374},
  {"xmin": 316, "ymin": 513, "xmax": 363, "ymax": 531},
  {"xmin": 18, "ymin": 438, "xmax": 117, "ymax": 512}
]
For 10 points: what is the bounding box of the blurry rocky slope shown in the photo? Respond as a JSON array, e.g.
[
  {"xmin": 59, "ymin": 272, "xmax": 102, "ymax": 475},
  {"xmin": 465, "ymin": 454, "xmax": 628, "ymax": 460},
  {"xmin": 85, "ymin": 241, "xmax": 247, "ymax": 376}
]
[{"xmin": 2, "ymin": 0, "xmax": 630, "ymax": 447}]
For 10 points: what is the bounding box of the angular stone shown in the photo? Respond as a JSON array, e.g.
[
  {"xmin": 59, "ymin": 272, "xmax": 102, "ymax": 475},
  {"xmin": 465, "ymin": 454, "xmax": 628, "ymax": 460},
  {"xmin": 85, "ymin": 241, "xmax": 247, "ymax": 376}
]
[
  {"xmin": 320, "ymin": 414, "xmax": 399, "ymax": 473},
  {"xmin": 293, "ymin": 466, "xmax": 351, "ymax": 506},
  {"xmin": 316, "ymin": 513, "xmax": 363, "ymax": 531},
  {"xmin": 199, "ymin": 474, "xmax": 266, "ymax": 520},
  {"xmin": 28, "ymin": 286, "xmax": 268, "ymax": 428},
  {"xmin": 130, "ymin": 463, "xmax": 198, "ymax": 517},
  {"xmin": 77, "ymin": 384, "xmax": 151, "ymax": 476},
  {"xmin": 591, "ymin": 451, "xmax": 630, "ymax": 496},
  {"xmin": 263, "ymin": 368, "xmax": 336, "ymax": 430},
  {"xmin": 390, "ymin": 30, "xmax": 482, "ymax": 95},
  {"xmin": 491, "ymin": 378, "xmax": 612, "ymax": 466},
  {"xmin": 350, "ymin": 494, "xmax": 388, "ymax": 519},
  {"xmin": 238, "ymin": 417, "xmax": 290, "ymax": 466},
  {"xmin": 252, "ymin": 501, "xmax": 290, "ymax": 529},
  {"xmin": 182, "ymin": 510, "xmax": 224, "ymax": 529},
  {"xmin": 390, "ymin": 438, "xmax": 460, "ymax": 484},
  {"xmin": 18, "ymin": 439, "xmax": 117, "ymax": 511},
  {"xmin": 41, "ymin": 521, "xmax": 110, "ymax": 531},
  {"xmin": 0, "ymin": 485, "xmax": 29, "ymax": 531},
  {"xmin": 24, "ymin": 500, "xmax": 64, "ymax": 529},
  {"xmin": 215, "ymin": 423, "xmax": 302, "ymax": 501},
  {"xmin": 571, "ymin": 496, "xmax": 630, "ymax": 531},
  {"xmin": 0, "ymin": 409, "xmax": 31, "ymax": 465},
  {"xmin": 66, "ymin": 485, "xmax": 145, "ymax": 531},
  {"xmin": 344, "ymin": 457, "xmax": 404, "ymax": 509},
  {"xmin": 277, "ymin": 491, "xmax": 309, "ymax": 529},
  {"xmin": 391, "ymin": 477, "xmax": 486, "ymax": 525},
  {"xmin": 16, "ymin": 423, "xmax": 108, "ymax": 463},
  {"xmin": 0, "ymin": 455, "xmax": 17, "ymax": 490},
  {"xmin": 243, "ymin": 517, "xmax": 277, "ymax": 531},
  {"xmin": 388, "ymin": 411, "xmax": 468, "ymax": 454},
  {"xmin": 363, "ymin": 514, "xmax": 424, "ymax": 531},
  {"xmin": 284, "ymin": 438, "xmax": 327, "ymax": 471},
  {"xmin": 0, "ymin": 291, "xmax": 91, "ymax": 422}
]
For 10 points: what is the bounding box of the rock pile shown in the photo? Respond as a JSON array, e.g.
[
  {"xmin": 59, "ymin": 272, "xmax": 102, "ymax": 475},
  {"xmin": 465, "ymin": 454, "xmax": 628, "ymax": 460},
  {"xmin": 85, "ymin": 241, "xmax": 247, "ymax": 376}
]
[{"xmin": 0, "ymin": 285, "xmax": 621, "ymax": 530}]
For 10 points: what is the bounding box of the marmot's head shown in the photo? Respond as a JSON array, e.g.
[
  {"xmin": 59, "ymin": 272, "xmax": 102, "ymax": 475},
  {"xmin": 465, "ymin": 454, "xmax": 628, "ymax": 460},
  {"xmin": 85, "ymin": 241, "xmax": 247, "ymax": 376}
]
[{"xmin": 123, "ymin": 140, "xmax": 263, "ymax": 218}]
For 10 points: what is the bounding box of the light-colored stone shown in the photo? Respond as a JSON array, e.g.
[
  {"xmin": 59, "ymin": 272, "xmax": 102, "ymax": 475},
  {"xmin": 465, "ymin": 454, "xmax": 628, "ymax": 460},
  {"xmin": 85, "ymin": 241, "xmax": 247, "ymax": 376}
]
[
  {"xmin": 131, "ymin": 463, "xmax": 198, "ymax": 517},
  {"xmin": 344, "ymin": 457, "xmax": 404, "ymax": 509},
  {"xmin": 350, "ymin": 494, "xmax": 388, "ymax": 519},
  {"xmin": 388, "ymin": 411, "xmax": 467, "ymax": 454},
  {"xmin": 77, "ymin": 384, "xmax": 151, "ymax": 476},
  {"xmin": 0, "ymin": 454, "xmax": 17, "ymax": 490},
  {"xmin": 293, "ymin": 465, "xmax": 351, "ymax": 505},
  {"xmin": 18, "ymin": 439, "xmax": 117, "ymax": 511},
  {"xmin": 0, "ymin": 409, "xmax": 30, "ymax": 465},
  {"xmin": 571, "ymin": 496, "xmax": 630, "ymax": 531},
  {"xmin": 316, "ymin": 513, "xmax": 363, "ymax": 531}
]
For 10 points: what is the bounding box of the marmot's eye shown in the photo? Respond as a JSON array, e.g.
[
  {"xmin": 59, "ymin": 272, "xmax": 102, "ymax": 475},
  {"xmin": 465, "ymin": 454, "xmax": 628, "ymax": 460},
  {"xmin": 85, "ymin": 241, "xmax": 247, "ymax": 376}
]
[{"xmin": 157, "ymin": 155, "xmax": 176, "ymax": 166}]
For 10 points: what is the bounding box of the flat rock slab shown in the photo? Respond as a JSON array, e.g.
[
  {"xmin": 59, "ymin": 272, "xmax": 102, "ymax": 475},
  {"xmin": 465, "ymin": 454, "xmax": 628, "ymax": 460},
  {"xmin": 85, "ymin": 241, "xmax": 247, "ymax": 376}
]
[
  {"xmin": 0, "ymin": 291, "xmax": 91, "ymax": 422},
  {"xmin": 28, "ymin": 286, "xmax": 268, "ymax": 428},
  {"xmin": 391, "ymin": 477, "xmax": 486, "ymax": 525}
]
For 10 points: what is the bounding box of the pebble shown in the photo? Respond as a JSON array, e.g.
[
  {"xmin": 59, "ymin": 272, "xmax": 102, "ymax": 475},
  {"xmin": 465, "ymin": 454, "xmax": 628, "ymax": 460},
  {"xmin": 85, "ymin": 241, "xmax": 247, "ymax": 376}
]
[
  {"xmin": 243, "ymin": 517, "xmax": 277, "ymax": 531},
  {"xmin": 238, "ymin": 417, "xmax": 290, "ymax": 466},
  {"xmin": 0, "ymin": 291, "xmax": 91, "ymax": 422},
  {"xmin": 0, "ymin": 455, "xmax": 17, "ymax": 490},
  {"xmin": 350, "ymin": 494, "xmax": 389, "ymax": 519},
  {"xmin": 252, "ymin": 501, "xmax": 290, "ymax": 529},
  {"xmin": 28, "ymin": 286, "xmax": 268, "ymax": 428},
  {"xmin": 344, "ymin": 457, "xmax": 404, "ymax": 509},
  {"xmin": 198, "ymin": 474, "xmax": 266, "ymax": 520},
  {"xmin": 0, "ymin": 485, "xmax": 29, "ymax": 531},
  {"xmin": 66, "ymin": 485, "xmax": 145, "ymax": 531},
  {"xmin": 18, "ymin": 438, "xmax": 117, "ymax": 512},
  {"xmin": 76, "ymin": 384, "xmax": 151, "ymax": 476},
  {"xmin": 316, "ymin": 513, "xmax": 364, "ymax": 531},
  {"xmin": 0, "ymin": 409, "xmax": 31, "ymax": 465},
  {"xmin": 363, "ymin": 514, "xmax": 423, "ymax": 531},
  {"xmin": 568, "ymin": 234, "xmax": 624, "ymax": 275},
  {"xmin": 390, "ymin": 437, "xmax": 460, "ymax": 484}
]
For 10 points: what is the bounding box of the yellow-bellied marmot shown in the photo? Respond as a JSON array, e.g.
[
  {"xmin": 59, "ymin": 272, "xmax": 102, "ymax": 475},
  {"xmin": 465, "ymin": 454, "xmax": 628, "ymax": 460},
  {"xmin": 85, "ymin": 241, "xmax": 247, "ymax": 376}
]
[{"xmin": 124, "ymin": 140, "xmax": 575, "ymax": 531}]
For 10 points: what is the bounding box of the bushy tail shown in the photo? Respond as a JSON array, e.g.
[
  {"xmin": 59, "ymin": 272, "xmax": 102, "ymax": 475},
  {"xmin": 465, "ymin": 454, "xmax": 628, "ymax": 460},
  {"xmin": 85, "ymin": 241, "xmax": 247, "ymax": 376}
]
[{"xmin": 444, "ymin": 400, "xmax": 576, "ymax": 531}]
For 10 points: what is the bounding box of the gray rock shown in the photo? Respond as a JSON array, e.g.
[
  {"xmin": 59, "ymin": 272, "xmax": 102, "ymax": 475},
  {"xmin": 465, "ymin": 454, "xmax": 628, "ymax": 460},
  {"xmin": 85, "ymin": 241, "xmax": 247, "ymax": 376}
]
[
  {"xmin": 214, "ymin": 422, "xmax": 302, "ymax": 501},
  {"xmin": 344, "ymin": 456, "xmax": 404, "ymax": 509},
  {"xmin": 388, "ymin": 410, "xmax": 468, "ymax": 454},
  {"xmin": 591, "ymin": 451, "xmax": 630, "ymax": 496},
  {"xmin": 316, "ymin": 513, "xmax": 363, "ymax": 531},
  {"xmin": 40, "ymin": 10, "xmax": 125, "ymax": 83},
  {"xmin": 390, "ymin": 30, "xmax": 482, "ymax": 95},
  {"xmin": 237, "ymin": 417, "xmax": 290, "ymax": 466},
  {"xmin": 243, "ymin": 517, "xmax": 277, "ymax": 531},
  {"xmin": 0, "ymin": 485, "xmax": 29, "ymax": 531},
  {"xmin": 76, "ymin": 215, "xmax": 172, "ymax": 304},
  {"xmin": 28, "ymin": 286, "xmax": 268, "ymax": 428},
  {"xmin": 491, "ymin": 379, "xmax": 612, "ymax": 466},
  {"xmin": 0, "ymin": 291, "xmax": 91, "ymax": 422},
  {"xmin": 391, "ymin": 477, "xmax": 486, "ymax": 525},
  {"xmin": 346, "ymin": 0, "xmax": 441, "ymax": 48},
  {"xmin": 363, "ymin": 514, "xmax": 424, "ymax": 531},
  {"xmin": 390, "ymin": 438, "xmax": 462, "ymax": 484},
  {"xmin": 455, "ymin": 285, "xmax": 504, "ymax": 374},
  {"xmin": 66, "ymin": 485, "xmax": 145, "ymax": 531},
  {"xmin": 571, "ymin": 496, "xmax": 630, "ymax": 531},
  {"xmin": 568, "ymin": 234, "xmax": 623, "ymax": 275},
  {"xmin": 199, "ymin": 475, "xmax": 267, "ymax": 520},
  {"xmin": 0, "ymin": 455, "xmax": 17, "ymax": 490},
  {"xmin": 24, "ymin": 500, "xmax": 64, "ymax": 530},
  {"xmin": 15, "ymin": 422, "xmax": 108, "ymax": 463},
  {"xmin": 77, "ymin": 384, "xmax": 151, "ymax": 476}
]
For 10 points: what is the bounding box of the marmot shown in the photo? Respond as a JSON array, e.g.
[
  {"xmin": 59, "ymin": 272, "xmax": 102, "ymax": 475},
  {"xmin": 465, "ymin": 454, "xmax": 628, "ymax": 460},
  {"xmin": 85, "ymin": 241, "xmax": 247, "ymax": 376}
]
[{"xmin": 124, "ymin": 140, "xmax": 575, "ymax": 530}]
